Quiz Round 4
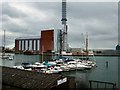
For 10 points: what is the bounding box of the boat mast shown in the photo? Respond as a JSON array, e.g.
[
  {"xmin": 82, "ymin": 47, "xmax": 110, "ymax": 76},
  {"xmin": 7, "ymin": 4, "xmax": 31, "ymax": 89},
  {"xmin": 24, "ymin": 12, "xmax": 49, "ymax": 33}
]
[
  {"xmin": 41, "ymin": 45, "xmax": 44, "ymax": 63},
  {"xmin": 3, "ymin": 29, "xmax": 5, "ymax": 56},
  {"xmin": 81, "ymin": 33, "xmax": 85, "ymax": 60},
  {"xmin": 86, "ymin": 32, "xmax": 88, "ymax": 61}
]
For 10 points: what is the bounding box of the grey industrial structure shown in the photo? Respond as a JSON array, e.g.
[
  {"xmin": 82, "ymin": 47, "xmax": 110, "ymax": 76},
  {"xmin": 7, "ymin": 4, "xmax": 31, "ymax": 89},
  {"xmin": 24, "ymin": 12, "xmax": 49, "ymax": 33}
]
[
  {"xmin": 61, "ymin": 0, "xmax": 68, "ymax": 52},
  {"xmin": 15, "ymin": 29, "xmax": 62, "ymax": 54},
  {"xmin": 116, "ymin": 44, "xmax": 120, "ymax": 50}
]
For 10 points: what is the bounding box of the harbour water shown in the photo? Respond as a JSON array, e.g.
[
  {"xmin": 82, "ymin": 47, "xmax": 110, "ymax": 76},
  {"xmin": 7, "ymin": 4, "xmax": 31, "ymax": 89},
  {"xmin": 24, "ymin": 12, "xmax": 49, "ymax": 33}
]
[{"xmin": 0, "ymin": 54, "xmax": 119, "ymax": 89}]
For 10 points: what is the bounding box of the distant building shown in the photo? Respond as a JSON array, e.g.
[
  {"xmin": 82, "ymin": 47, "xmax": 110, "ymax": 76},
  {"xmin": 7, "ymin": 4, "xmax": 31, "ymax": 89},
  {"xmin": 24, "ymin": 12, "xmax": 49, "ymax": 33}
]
[
  {"xmin": 116, "ymin": 44, "xmax": 120, "ymax": 50},
  {"xmin": 102, "ymin": 50, "xmax": 117, "ymax": 55},
  {"xmin": 94, "ymin": 49, "xmax": 119, "ymax": 55},
  {"xmin": 69, "ymin": 48, "xmax": 82, "ymax": 55},
  {"xmin": 0, "ymin": 46, "xmax": 4, "ymax": 53},
  {"xmin": 40, "ymin": 29, "xmax": 61, "ymax": 54},
  {"xmin": 116, "ymin": 44, "xmax": 120, "ymax": 55},
  {"xmin": 0, "ymin": 47, "xmax": 2, "ymax": 53},
  {"xmin": 15, "ymin": 29, "xmax": 61, "ymax": 54}
]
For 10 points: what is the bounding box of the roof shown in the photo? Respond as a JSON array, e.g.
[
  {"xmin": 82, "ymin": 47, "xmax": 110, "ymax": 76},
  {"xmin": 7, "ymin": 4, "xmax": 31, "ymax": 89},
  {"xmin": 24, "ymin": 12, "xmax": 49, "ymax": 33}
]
[
  {"xmin": 41, "ymin": 28, "xmax": 54, "ymax": 31},
  {"xmin": 2, "ymin": 66, "xmax": 62, "ymax": 89},
  {"xmin": 15, "ymin": 36, "xmax": 40, "ymax": 40}
]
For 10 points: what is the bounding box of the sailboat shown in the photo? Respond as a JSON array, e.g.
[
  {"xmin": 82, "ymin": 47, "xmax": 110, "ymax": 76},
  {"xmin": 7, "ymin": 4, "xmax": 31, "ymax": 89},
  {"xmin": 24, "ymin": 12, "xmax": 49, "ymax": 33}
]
[
  {"xmin": 1, "ymin": 30, "xmax": 9, "ymax": 59},
  {"xmin": 81, "ymin": 32, "xmax": 96, "ymax": 68},
  {"xmin": 1, "ymin": 29, "xmax": 14, "ymax": 60}
]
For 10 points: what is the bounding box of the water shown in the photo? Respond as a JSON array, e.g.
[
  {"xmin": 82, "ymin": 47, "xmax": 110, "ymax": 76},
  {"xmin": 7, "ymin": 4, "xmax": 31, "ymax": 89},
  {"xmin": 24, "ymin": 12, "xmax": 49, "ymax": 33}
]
[
  {"xmin": 0, "ymin": 54, "xmax": 41, "ymax": 67},
  {"xmin": 63, "ymin": 56, "xmax": 119, "ymax": 89},
  {"xmin": 0, "ymin": 54, "xmax": 119, "ymax": 89}
]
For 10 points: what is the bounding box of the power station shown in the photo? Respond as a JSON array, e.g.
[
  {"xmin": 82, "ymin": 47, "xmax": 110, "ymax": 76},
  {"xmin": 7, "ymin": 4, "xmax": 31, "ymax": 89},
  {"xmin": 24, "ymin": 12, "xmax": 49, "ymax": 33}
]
[
  {"xmin": 15, "ymin": 0, "xmax": 69, "ymax": 55},
  {"xmin": 15, "ymin": 29, "xmax": 61, "ymax": 54}
]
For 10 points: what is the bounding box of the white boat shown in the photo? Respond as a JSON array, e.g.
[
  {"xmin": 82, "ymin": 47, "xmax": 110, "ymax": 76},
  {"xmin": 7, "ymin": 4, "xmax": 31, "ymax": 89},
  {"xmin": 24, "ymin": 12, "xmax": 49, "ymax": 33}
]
[
  {"xmin": 76, "ymin": 63, "xmax": 86, "ymax": 70},
  {"xmin": 39, "ymin": 68, "xmax": 47, "ymax": 73},
  {"xmin": 35, "ymin": 62, "xmax": 41, "ymax": 65},
  {"xmin": 60, "ymin": 64, "xmax": 70, "ymax": 72},
  {"xmin": 8, "ymin": 55, "xmax": 14, "ymax": 60},
  {"xmin": 30, "ymin": 63, "xmax": 47, "ymax": 69},
  {"xmin": 48, "ymin": 61, "xmax": 56, "ymax": 66},
  {"xmin": 40, "ymin": 68, "xmax": 54, "ymax": 74},
  {"xmin": 67, "ymin": 63, "xmax": 76, "ymax": 70},
  {"xmin": 13, "ymin": 65, "xmax": 24, "ymax": 69},
  {"xmin": 84, "ymin": 65, "xmax": 92, "ymax": 70},
  {"xmin": 1, "ymin": 30, "xmax": 10, "ymax": 59},
  {"xmin": 44, "ymin": 69, "xmax": 53, "ymax": 74},
  {"xmin": 1, "ymin": 55, "xmax": 9, "ymax": 59},
  {"xmin": 91, "ymin": 62, "xmax": 96, "ymax": 67},
  {"xmin": 24, "ymin": 68, "xmax": 32, "ymax": 71},
  {"xmin": 49, "ymin": 66, "xmax": 63, "ymax": 73},
  {"xmin": 13, "ymin": 65, "xmax": 33, "ymax": 71},
  {"xmin": 0, "ymin": 30, "xmax": 15, "ymax": 60},
  {"xmin": 80, "ymin": 33, "xmax": 96, "ymax": 69},
  {"xmin": 40, "ymin": 66, "xmax": 63, "ymax": 74}
]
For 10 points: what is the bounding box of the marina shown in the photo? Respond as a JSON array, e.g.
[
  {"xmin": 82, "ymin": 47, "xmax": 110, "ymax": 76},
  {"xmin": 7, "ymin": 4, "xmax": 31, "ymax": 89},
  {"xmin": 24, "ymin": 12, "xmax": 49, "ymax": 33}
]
[
  {"xmin": 0, "ymin": 54, "xmax": 119, "ymax": 89},
  {"xmin": 1, "ymin": 0, "xmax": 120, "ymax": 89},
  {"xmin": 11, "ymin": 57, "xmax": 96, "ymax": 74}
]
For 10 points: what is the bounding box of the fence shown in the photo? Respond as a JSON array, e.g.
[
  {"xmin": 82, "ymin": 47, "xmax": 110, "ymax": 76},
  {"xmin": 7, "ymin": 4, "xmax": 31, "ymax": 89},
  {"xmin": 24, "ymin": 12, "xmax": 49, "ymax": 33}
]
[{"xmin": 89, "ymin": 80, "xmax": 116, "ymax": 90}]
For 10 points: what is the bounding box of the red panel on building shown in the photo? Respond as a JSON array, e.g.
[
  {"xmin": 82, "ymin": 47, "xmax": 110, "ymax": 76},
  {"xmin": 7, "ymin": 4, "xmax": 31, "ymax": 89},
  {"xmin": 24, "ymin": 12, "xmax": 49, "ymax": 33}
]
[
  {"xmin": 15, "ymin": 40, "xmax": 19, "ymax": 52},
  {"xmin": 40, "ymin": 30, "xmax": 54, "ymax": 53}
]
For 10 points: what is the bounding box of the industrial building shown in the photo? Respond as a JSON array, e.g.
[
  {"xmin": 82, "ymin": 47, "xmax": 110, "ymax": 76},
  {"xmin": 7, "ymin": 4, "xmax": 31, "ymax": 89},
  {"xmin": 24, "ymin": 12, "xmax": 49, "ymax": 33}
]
[
  {"xmin": 116, "ymin": 44, "xmax": 120, "ymax": 50},
  {"xmin": 15, "ymin": 0, "xmax": 69, "ymax": 55},
  {"xmin": 40, "ymin": 29, "xmax": 61, "ymax": 54},
  {"xmin": 69, "ymin": 48, "xmax": 82, "ymax": 55},
  {"xmin": 15, "ymin": 36, "xmax": 40, "ymax": 54},
  {"xmin": 116, "ymin": 44, "xmax": 120, "ymax": 55},
  {"xmin": 15, "ymin": 29, "xmax": 61, "ymax": 54}
]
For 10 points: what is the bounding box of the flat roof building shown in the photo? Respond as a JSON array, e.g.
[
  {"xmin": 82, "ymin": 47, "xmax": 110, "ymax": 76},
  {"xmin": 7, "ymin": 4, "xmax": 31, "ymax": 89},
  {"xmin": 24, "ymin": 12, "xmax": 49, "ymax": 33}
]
[
  {"xmin": 15, "ymin": 37, "xmax": 40, "ymax": 54},
  {"xmin": 15, "ymin": 29, "xmax": 61, "ymax": 54}
]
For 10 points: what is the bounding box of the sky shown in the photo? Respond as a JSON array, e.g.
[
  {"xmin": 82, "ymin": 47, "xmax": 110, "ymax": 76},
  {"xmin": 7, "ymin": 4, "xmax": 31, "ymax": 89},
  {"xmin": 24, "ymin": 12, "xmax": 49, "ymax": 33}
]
[{"xmin": 1, "ymin": 0, "xmax": 119, "ymax": 49}]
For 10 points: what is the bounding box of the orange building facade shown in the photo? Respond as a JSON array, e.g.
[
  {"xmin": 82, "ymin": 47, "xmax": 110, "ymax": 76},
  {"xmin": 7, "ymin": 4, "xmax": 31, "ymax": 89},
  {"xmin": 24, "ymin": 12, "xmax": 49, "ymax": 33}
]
[{"xmin": 40, "ymin": 30, "xmax": 54, "ymax": 53}]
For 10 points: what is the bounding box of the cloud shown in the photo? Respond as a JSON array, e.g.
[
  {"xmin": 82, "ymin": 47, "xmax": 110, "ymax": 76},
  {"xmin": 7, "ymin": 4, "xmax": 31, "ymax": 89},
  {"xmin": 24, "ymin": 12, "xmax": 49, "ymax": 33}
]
[
  {"xmin": 2, "ymin": 3, "xmax": 27, "ymax": 18},
  {"xmin": 67, "ymin": 2, "xmax": 118, "ymax": 49},
  {"xmin": 1, "ymin": 2, "xmax": 118, "ymax": 49}
]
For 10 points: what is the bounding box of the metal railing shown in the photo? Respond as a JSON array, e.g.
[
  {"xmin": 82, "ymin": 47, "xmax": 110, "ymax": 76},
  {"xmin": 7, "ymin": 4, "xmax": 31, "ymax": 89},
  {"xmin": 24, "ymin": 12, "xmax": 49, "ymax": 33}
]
[{"xmin": 89, "ymin": 80, "xmax": 116, "ymax": 90}]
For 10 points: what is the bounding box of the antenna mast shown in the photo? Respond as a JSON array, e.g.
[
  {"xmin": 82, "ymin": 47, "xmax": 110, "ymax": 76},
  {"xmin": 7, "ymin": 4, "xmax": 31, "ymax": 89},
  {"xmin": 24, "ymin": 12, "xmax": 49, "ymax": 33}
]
[{"xmin": 61, "ymin": 0, "xmax": 68, "ymax": 51}]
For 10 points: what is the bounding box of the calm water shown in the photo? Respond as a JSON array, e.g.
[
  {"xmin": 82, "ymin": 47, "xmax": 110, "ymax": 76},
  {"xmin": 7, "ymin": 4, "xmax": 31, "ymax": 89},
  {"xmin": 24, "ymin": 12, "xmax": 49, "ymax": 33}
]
[{"xmin": 0, "ymin": 54, "xmax": 119, "ymax": 89}]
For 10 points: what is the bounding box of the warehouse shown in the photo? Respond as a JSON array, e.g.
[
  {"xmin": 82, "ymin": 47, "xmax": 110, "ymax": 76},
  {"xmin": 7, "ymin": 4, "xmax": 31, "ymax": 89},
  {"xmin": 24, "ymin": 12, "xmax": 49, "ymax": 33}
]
[{"xmin": 15, "ymin": 29, "xmax": 61, "ymax": 54}]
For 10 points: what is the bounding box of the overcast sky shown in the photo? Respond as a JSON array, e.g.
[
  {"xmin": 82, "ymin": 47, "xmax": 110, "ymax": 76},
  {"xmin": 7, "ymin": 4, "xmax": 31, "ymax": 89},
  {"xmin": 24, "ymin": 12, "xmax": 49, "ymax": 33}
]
[{"xmin": 1, "ymin": 0, "xmax": 119, "ymax": 49}]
